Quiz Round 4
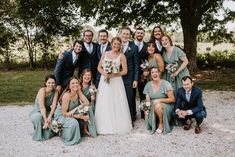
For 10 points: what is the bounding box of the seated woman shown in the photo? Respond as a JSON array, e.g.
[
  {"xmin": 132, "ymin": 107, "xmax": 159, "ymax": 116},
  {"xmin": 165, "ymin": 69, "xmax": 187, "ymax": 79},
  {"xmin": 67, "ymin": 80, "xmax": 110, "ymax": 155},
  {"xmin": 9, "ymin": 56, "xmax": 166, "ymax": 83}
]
[
  {"xmin": 29, "ymin": 75, "xmax": 59, "ymax": 141},
  {"xmin": 80, "ymin": 69, "xmax": 97, "ymax": 137},
  {"xmin": 143, "ymin": 67, "xmax": 175, "ymax": 134},
  {"xmin": 54, "ymin": 77, "xmax": 94, "ymax": 146}
]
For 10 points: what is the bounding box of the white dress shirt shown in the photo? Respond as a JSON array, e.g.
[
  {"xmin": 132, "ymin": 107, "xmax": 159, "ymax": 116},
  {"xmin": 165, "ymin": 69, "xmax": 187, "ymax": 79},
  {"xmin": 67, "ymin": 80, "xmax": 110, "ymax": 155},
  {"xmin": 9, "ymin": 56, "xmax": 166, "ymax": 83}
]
[
  {"xmin": 72, "ymin": 50, "xmax": 78, "ymax": 64},
  {"xmin": 84, "ymin": 42, "xmax": 93, "ymax": 54},
  {"xmin": 134, "ymin": 40, "xmax": 143, "ymax": 52}
]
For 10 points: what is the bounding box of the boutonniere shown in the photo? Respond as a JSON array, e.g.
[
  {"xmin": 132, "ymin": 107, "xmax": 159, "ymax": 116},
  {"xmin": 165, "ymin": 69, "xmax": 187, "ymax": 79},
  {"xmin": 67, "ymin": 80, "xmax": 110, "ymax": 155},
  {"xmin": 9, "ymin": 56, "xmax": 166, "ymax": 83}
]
[{"xmin": 128, "ymin": 47, "xmax": 131, "ymax": 51}]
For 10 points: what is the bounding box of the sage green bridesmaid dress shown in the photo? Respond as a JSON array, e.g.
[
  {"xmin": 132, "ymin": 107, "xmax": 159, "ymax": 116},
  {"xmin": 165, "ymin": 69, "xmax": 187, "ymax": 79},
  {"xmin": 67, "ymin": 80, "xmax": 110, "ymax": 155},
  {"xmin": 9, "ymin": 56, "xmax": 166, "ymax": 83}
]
[
  {"xmin": 29, "ymin": 90, "xmax": 55, "ymax": 141},
  {"xmin": 143, "ymin": 80, "xmax": 174, "ymax": 134},
  {"xmin": 148, "ymin": 58, "xmax": 158, "ymax": 68},
  {"xmin": 162, "ymin": 46, "xmax": 190, "ymax": 93},
  {"xmin": 82, "ymin": 86, "xmax": 97, "ymax": 137},
  {"xmin": 54, "ymin": 99, "xmax": 82, "ymax": 146}
]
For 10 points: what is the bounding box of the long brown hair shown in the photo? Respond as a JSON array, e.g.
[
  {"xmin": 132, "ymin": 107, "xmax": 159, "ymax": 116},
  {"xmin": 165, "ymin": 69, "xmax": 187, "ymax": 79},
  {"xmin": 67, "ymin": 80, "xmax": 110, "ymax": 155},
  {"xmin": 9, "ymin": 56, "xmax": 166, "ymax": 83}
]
[
  {"xmin": 150, "ymin": 26, "xmax": 164, "ymax": 42},
  {"xmin": 59, "ymin": 76, "xmax": 80, "ymax": 102}
]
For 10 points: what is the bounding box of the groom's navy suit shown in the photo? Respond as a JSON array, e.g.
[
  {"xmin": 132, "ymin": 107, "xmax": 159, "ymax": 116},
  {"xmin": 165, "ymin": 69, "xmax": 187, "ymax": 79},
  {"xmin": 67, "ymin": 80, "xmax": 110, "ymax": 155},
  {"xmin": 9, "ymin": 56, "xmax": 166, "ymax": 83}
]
[
  {"xmin": 79, "ymin": 42, "xmax": 99, "ymax": 80},
  {"xmin": 172, "ymin": 87, "xmax": 207, "ymax": 125},
  {"xmin": 95, "ymin": 42, "xmax": 112, "ymax": 87},
  {"xmin": 54, "ymin": 50, "xmax": 79, "ymax": 90},
  {"xmin": 123, "ymin": 41, "xmax": 139, "ymax": 121}
]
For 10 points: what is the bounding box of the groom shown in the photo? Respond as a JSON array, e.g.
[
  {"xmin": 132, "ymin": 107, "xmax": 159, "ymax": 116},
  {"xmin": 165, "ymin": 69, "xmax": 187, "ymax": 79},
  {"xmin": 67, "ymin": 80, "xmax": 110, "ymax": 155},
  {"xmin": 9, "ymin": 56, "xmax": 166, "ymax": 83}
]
[{"xmin": 120, "ymin": 26, "xmax": 139, "ymax": 124}]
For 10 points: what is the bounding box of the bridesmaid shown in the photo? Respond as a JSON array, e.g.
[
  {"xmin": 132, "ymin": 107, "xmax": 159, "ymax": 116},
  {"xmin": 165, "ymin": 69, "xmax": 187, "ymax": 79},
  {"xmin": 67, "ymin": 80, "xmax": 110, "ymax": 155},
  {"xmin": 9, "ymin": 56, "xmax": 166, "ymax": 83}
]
[
  {"xmin": 143, "ymin": 67, "xmax": 175, "ymax": 134},
  {"xmin": 143, "ymin": 42, "xmax": 164, "ymax": 79},
  {"xmin": 29, "ymin": 75, "xmax": 59, "ymax": 141},
  {"xmin": 80, "ymin": 69, "xmax": 96, "ymax": 113},
  {"xmin": 161, "ymin": 35, "xmax": 190, "ymax": 93},
  {"xmin": 54, "ymin": 77, "xmax": 91, "ymax": 146},
  {"xmin": 80, "ymin": 69, "xmax": 97, "ymax": 137}
]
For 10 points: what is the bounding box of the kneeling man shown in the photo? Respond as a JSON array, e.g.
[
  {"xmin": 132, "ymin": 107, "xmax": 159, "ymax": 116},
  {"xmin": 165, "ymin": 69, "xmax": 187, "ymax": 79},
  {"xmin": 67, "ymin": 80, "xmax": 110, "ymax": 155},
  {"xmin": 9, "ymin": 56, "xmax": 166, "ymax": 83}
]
[{"xmin": 173, "ymin": 76, "xmax": 206, "ymax": 134}]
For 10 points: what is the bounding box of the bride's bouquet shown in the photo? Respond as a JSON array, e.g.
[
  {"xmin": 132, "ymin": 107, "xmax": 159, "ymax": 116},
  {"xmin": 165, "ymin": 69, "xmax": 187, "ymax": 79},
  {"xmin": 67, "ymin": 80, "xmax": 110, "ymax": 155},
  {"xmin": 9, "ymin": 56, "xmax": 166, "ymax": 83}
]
[
  {"xmin": 103, "ymin": 59, "xmax": 120, "ymax": 84},
  {"xmin": 103, "ymin": 58, "xmax": 113, "ymax": 83}
]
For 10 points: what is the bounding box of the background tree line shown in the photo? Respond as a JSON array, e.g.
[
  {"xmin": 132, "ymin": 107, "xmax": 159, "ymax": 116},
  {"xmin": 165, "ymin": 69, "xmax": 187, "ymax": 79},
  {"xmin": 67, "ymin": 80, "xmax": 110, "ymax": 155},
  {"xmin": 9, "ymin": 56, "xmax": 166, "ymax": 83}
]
[{"xmin": 0, "ymin": 0, "xmax": 234, "ymax": 72}]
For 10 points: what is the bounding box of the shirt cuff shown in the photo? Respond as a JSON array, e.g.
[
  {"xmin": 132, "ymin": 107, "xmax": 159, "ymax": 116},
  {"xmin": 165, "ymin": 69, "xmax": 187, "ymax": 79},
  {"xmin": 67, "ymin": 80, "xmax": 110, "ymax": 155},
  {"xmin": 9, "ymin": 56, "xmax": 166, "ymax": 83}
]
[
  {"xmin": 175, "ymin": 109, "xmax": 180, "ymax": 113},
  {"xmin": 187, "ymin": 110, "xmax": 193, "ymax": 115}
]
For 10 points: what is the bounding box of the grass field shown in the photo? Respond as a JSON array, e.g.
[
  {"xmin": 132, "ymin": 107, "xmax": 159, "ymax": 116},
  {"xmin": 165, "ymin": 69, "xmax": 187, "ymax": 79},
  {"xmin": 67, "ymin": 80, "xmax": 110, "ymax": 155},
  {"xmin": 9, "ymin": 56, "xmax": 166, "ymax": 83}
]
[
  {"xmin": 0, "ymin": 69, "xmax": 234, "ymax": 105},
  {"xmin": 0, "ymin": 70, "xmax": 53, "ymax": 105}
]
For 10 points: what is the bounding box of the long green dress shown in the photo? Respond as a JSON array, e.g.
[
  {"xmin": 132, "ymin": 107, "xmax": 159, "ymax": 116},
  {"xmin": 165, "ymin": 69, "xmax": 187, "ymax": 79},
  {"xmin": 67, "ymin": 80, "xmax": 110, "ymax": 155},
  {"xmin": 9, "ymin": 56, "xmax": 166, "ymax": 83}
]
[
  {"xmin": 82, "ymin": 86, "xmax": 97, "ymax": 137},
  {"xmin": 82, "ymin": 85, "xmax": 95, "ymax": 113},
  {"xmin": 53, "ymin": 99, "xmax": 82, "ymax": 146},
  {"xmin": 148, "ymin": 58, "xmax": 158, "ymax": 68},
  {"xmin": 29, "ymin": 90, "xmax": 55, "ymax": 141},
  {"xmin": 162, "ymin": 46, "xmax": 190, "ymax": 94},
  {"xmin": 143, "ymin": 80, "xmax": 174, "ymax": 134}
]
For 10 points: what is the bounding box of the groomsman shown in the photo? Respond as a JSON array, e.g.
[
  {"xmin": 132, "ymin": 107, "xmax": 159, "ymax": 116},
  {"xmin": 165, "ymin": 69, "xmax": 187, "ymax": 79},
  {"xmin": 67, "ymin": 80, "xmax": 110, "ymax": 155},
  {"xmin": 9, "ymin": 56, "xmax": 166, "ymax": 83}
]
[
  {"xmin": 54, "ymin": 40, "xmax": 83, "ymax": 93},
  {"xmin": 96, "ymin": 29, "xmax": 112, "ymax": 87},
  {"xmin": 79, "ymin": 30, "xmax": 99, "ymax": 81},
  {"xmin": 120, "ymin": 26, "xmax": 139, "ymax": 124},
  {"xmin": 132, "ymin": 27, "xmax": 148, "ymax": 119},
  {"xmin": 172, "ymin": 76, "xmax": 207, "ymax": 134},
  {"xmin": 150, "ymin": 26, "xmax": 164, "ymax": 54}
]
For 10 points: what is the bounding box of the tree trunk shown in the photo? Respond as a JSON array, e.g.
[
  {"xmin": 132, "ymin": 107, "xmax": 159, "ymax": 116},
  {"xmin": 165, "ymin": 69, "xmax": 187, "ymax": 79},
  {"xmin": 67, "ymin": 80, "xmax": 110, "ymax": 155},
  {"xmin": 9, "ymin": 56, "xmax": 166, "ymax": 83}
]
[
  {"xmin": 181, "ymin": 22, "xmax": 198, "ymax": 74},
  {"xmin": 179, "ymin": 1, "xmax": 201, "ymax": 74}
]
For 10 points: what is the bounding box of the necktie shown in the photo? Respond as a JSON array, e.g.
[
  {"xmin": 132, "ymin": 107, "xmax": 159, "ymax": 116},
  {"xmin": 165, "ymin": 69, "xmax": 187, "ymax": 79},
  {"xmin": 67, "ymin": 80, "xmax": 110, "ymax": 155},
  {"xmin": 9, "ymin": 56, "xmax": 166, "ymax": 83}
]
[
  {"xmin": 156, "ymin": 42, "xmax": 162, "ymax": 52},
  {"xmin": 88, "ymin": 44, "xmax": 92, "ymax": 54},
  {"xmin": 137, "ymin": 42, "xmax": 141, "ymax": 52},
  {"xmin": 73, "ymin": 56, "xmax": 78, "ymax": 65},
  {"xmin": 186, "ymin": 92, "xmax": 190, "ymax": 102},
  {"xmin": 101, "ymin": 45, "xmax": 105, "ymax": 54}
]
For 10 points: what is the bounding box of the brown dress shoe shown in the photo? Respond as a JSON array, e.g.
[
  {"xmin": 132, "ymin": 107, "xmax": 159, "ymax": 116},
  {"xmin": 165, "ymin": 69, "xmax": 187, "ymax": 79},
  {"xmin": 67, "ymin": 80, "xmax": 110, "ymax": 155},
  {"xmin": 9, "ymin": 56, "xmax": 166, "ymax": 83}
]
[
  {"xmin": 183, "ymin": 119, "xmax": 192, "ymax": 130},
  {"xmin": 195, "ymin": 126, "xmax": 202, "ymax": 134}
]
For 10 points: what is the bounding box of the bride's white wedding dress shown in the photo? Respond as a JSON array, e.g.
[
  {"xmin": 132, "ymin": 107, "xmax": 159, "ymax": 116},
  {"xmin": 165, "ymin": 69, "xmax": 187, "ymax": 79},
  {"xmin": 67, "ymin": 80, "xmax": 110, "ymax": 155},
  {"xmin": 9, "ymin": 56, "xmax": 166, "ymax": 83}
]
[{"xmin": 95, "ymin": 52, "xmax": 132, "ymax": 134}]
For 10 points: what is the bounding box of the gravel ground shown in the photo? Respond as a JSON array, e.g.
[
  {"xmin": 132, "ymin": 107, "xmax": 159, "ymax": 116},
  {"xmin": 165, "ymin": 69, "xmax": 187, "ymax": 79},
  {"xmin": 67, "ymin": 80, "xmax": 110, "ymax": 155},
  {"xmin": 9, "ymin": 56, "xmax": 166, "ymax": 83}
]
[{"xmin": 0, "ymin": 91, "xmax": 234, "ymax": 157}]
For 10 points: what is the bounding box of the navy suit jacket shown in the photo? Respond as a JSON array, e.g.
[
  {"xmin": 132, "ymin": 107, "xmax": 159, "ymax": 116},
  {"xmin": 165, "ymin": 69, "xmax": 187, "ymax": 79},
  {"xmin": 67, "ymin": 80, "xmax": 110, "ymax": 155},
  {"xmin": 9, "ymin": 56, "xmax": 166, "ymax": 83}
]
[
  {"xmin": 95, "ymin": 42, "xmax": 112, "ymax": 87},
  {"xmin": 97, "ymin": 42, "xmax": 112, "ymax": 61},
  {"xmin": 175, "ymin": 87, "xmax": 206, "ymax": 114},
  {"xmin": 79, "ymin": 42, "xmax": 99, "ymax": 78},
  {"xmin": 122, "ymin": 41, "xmax": 139, "ymax": 85},
  {"xmin": 54, "ymin": 50, "xmax": 79, "ymax": 89},
  {"xmin": 132, "ymin": 41, "xmax": 148, "ymax": 79}
]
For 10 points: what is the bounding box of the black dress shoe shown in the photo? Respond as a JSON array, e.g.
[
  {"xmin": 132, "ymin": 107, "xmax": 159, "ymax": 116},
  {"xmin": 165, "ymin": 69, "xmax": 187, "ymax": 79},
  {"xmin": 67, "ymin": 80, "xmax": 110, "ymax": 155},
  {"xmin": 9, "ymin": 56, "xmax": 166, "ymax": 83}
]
[{"xmin": 141, "ymin": 110, "xmax": 145, "ymax": 119}]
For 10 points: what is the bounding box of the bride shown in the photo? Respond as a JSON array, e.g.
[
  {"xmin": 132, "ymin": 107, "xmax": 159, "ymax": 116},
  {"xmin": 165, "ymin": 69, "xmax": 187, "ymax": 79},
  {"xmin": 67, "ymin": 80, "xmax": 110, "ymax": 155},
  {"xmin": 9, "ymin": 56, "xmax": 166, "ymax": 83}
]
[{"xmin": 95, "ymin": 37, "xmax": 132, "ymax": 134}]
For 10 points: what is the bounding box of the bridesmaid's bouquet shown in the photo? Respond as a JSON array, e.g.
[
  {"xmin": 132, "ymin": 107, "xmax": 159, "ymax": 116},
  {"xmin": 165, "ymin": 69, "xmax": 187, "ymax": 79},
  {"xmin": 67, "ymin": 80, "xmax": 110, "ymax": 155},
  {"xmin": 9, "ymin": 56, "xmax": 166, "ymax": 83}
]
[
  {"xmin": 49, "ymin": 120, "xmax": 62, "ymax": 135},
  {"xmin": 74, "ymin": 105, "xmax": 90, "ymax": 116},
  {"xmin": 89, "ymin": 85, "xmax": 98, "ymax": 96},
  {"xmin": 139, "ymin": 101, "xmax": 151, "ymax": 115},
  {"xmin": 165, "ymin": 63, "xmax": 178, "ymax": 73},
  {"xmin": 140, "ymin": 59, "xmax": 149, "ymax": 72},
  {"xmin": 165, "ymin": 63, "xmax": 178, "ymax": 81},
  {"xmin": 73, "ymin": 105, "xmax": 91, "ymax": 124}
]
